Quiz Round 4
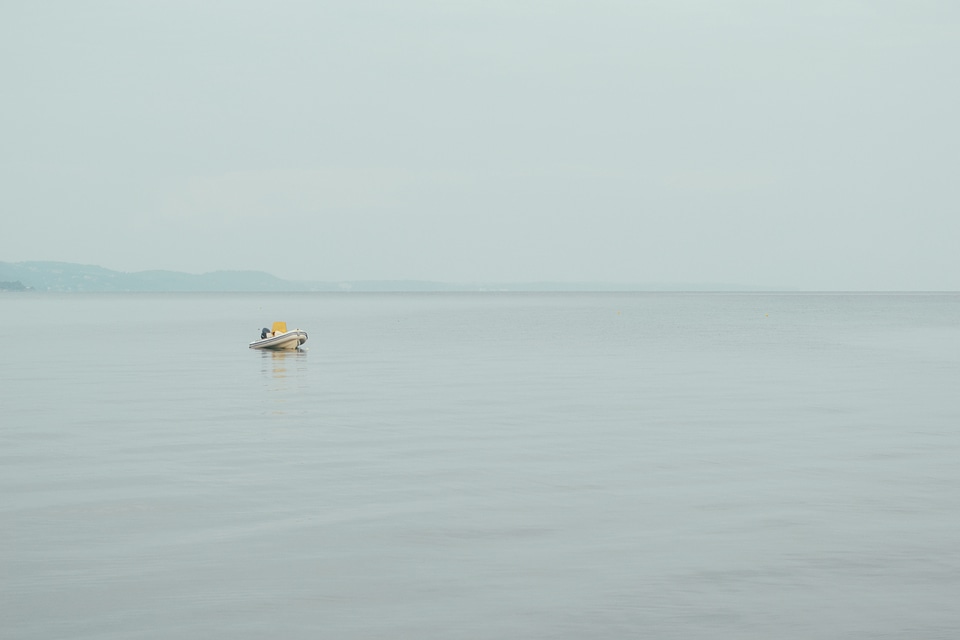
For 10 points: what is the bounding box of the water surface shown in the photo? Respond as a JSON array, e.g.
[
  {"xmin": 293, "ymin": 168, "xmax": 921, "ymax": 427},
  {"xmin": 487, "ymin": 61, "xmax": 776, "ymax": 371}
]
[{"xmin": 2, "ymin": 293, "xmax": 959, "ymax": 638}]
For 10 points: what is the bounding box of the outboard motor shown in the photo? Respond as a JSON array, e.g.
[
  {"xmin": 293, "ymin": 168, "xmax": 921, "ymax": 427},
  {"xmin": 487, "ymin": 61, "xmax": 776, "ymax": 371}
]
[{"xmin": 261, "ymin": 327, "xmax": 270, "ymax": 339}]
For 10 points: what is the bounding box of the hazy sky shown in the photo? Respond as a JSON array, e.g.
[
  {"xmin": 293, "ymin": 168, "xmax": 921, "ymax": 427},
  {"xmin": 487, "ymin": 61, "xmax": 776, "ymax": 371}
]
[{"xmin": 2, "ymin": 1, "xmax": 958, "ymax": 289}]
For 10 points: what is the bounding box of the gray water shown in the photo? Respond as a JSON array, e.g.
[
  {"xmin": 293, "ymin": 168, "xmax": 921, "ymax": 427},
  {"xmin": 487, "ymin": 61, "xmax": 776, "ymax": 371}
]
[{"xmin": 2, "ymin": 292, "xmax": 959, "ymax": 639}]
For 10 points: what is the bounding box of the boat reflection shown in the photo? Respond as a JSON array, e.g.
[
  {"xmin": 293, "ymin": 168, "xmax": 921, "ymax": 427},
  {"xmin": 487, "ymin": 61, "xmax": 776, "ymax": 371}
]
[
  {"xmin": 259, "ymin": 350, "xmax": 309, "ymax": 415},
  {"xmin": 260, "ymin": 348, "xmax": 308, "ymax": 380}
]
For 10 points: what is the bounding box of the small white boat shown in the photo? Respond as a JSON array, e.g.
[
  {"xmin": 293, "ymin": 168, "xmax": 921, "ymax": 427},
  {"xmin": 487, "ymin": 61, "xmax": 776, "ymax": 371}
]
[{"xmin": 249, "ymin": 321, "xmax": 308, "ymax": 350}]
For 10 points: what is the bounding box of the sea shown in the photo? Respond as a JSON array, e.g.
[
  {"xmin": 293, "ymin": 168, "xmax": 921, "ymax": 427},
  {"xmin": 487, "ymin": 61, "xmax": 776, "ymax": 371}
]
[{"xmin": 2, "ymin": 292, "xmax": 959, "ymax": 639}]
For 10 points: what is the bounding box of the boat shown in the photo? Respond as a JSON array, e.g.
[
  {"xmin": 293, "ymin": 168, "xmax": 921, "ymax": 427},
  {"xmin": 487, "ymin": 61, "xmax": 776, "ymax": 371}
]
[{"xmin": 249, "ymin": 321, "xmax": 308, "ymax": 351}]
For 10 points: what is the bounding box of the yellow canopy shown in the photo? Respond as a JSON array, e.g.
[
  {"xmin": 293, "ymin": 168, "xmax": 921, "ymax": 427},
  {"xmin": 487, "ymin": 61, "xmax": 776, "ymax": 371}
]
[{"xmin": 271, "ymin": 321, "xmax": 287, "ymax": 334}]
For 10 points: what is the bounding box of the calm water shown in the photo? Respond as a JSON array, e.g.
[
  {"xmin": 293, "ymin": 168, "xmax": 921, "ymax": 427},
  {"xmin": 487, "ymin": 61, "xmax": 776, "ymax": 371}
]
[{"xmin": 2, "ymin": 292, "xmax": 959, "ymax": 639}]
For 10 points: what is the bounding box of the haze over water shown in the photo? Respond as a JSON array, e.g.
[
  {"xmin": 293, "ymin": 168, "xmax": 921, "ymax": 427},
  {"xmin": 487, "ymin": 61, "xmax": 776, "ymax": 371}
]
[{"xmin": 2, "ymin": 292, "xmax": 959, "ymax": 638}]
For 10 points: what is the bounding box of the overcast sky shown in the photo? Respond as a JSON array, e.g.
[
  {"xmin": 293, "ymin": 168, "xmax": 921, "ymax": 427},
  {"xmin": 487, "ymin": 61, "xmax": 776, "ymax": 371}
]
[{"xmin": 2, "ymin": 1, "xmax": 958, "ymax": 289}]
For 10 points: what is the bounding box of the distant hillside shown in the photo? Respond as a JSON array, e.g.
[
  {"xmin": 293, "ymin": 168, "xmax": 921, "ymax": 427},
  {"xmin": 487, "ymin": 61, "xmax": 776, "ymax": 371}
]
[
  {"xmin": 0, "ymin": 280, "xmax": 29, "ymax": 291},
  {"xmin": 0, "ymin": 261, "xmax": 786, "ymax": 293},
  {"xmin": 0, "ymin": 262, "xmax": 307, "ymax": 292}
]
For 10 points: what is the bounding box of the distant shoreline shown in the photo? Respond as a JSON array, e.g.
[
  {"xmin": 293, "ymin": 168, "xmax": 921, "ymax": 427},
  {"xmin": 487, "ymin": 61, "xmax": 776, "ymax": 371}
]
[
  {"xmin": 8, "ymin": 290, "xmax": 957, "ymax": 296},
  {"xmin": 0, "ymin": 261, "xmax": 797, "ymax": 294}
]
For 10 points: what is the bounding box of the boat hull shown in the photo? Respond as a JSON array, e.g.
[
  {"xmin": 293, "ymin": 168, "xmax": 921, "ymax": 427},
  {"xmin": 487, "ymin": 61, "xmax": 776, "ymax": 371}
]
[{"xmin": 248, "ymin": 330, "xmax": 308, "ymax": 350}]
